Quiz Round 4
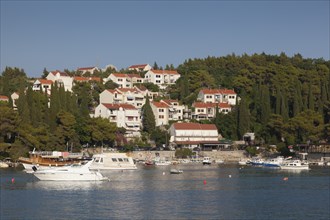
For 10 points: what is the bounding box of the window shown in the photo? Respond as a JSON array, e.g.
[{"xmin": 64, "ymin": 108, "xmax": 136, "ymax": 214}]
[
  {"xmin": 159, "ymin": 109, "xmax": 164, "ymax": 112},
  {"xmin": 156, "ymin": 80, "xmax": 161, "ymax": 83},
  {"xmin": 156, "ymin": 75, "xmax": 161, "ymax": 78},
  {"xmin": 112, "ymin": 158, "xmax": 118, "ymax": 162},
  {"xmin": 159, "ymin": 115, "xmax": 164, "ymax": 119},
  {"xmin": 118, "ymin": 79, "xmax": 123, "ymax": 82}
]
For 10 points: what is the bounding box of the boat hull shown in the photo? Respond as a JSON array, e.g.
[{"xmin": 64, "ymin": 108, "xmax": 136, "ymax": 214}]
[{"xmin": 33, "ymin": 172, "xmax": 107, "ymax": 181}]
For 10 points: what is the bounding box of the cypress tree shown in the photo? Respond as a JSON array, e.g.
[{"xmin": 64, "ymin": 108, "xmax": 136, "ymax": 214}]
[
  {"xmin": 280, "ymin": 91, "xmax": 289, "ymax": 120},
  {"xmin": 275, "ymin": 86, "xmax": 281, "ymax": 115},
  {"xmin": 142, "ymin": 95, "xmax": 155, "ymax": 133},
  {"xmin": 308, "ymin": 82, "xmax": 315, "ymax": 111},
  {"xmin": 260, "ymin": 85, "xmax": 271, "ymax": 124},
  {"xmin": 237, "ymin": 97, "xmax": 250, "ymax": 138},
  {"xmin": 17, "ymin": 88, "xmax": 30, "ymax": 124}
]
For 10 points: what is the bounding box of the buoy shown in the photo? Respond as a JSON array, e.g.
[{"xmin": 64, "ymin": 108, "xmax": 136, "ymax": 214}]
[
  {"xmin": 163, "ymin": 172, "xmax": 165, "ymax": 175},
  {"xmin": 229, "ymin": 175, "xmax": 232, "ymax": 178},
  {"xmin": 283, "ymin": 177, "xmax": 288, "ymax": 181},
  {"xmin": 11, "ymin": 178, "xmax": 15, "ymax": 184},
  {"xmin": 203, "ymin": 180, "xmax": 207, "ymax": 185}
]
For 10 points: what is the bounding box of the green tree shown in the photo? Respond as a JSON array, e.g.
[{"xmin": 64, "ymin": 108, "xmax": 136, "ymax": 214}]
[{"xmin": 142, "ymin": 95, "xmax": 155, "ymax": 133}]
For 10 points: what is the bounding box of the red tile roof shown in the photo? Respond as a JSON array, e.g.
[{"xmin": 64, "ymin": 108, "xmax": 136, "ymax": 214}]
[
  {"xmin": 173, "ymin": 123, "xmax": 217, "ymax": 130},
  {"xmin": 193, "ymin": 102, "xmax": 230, "ymax": 108},
  {"xmin": 105, "ymin": 89, "xmax": 119, "ymax": 94},
  {"xmin": 37, "ymin": 79, "xmax": 53, "ymax": 84},
  {"xmin": 128, "ymin": 74, "xmax": 143, "ymax": 78},
  {"xmin": 162, "ymin": 99, "xmax": 179, "ymax": 105},
  {"xmin": 150, "ymin": 70, "xmax": 179, "ymax": 75},
  {"xmin": 111, "ymin": 73, "xmax": 127, "ymax": 78},
  {"xmin": 0, "ymin": 95, "xmax": 9, "ymax": 101},
  {"xmin": 102, "ymin": 103, "xmax": 136, "ymax": 110},
  {"xmin": 50, "ymin": 70, "xmax": 69, "ymax": 77},
  {"xmin": 152, "ymin": 101, "xmax": 169, "ymax": 108},
  {"xmin": 200, "ymin": 88, "xmax": 236, "ymax": 95},
  {"xmin": 117, "ymin": 88, "xmax": 138, "ymax": 93}
]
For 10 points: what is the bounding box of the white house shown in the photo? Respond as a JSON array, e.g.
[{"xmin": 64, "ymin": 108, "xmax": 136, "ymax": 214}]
[
  {"xmin": 105, "ymin": 73, "xmax": 143, "ymax": 88},
  {"xmin": 192, "ymin": 102, "xmax": 232, "ymax": 120},
  {"xmin": 128, "ymin": 64, "xmax": 152, "ymax": 72},
  {"xmin": 77, "ymin": 66, "xmax": 100, "ymax": 75},
  {"xmin": 161, "ymin": 100, "xmax": 185, "ymax": 122},
  {"xmin": 94, "ymin": 103, "xmax": 141, "ymax": 136},
  {"xmin": 151, "ymin": 101, "xmax": 170, "ymax": 126},
  {"xmin": 0, "ymin": 95, "xmax": 9, "ymax": 102},
  {"xmin": 46, "ymin": 70, "xmax": 73, "ymax": 92},
  {"xmin": 168, "ymin": 123, "xmax": 220, "ymax": 150},
  {"xmin": 32, "ymin": 79, "xmax": 53, "ymax": 95},
  {"xmin": 197, "ymin": 88, "xmax": 237, "ymax": 105},
  {"xmin": 144, "ymin": 70, "xmax": 180, "ymax": 89}
]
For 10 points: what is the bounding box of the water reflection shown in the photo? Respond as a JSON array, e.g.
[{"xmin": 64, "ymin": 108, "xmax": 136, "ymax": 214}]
[{"xmin": 26, "ymin": 180, "xmax": 107, "ymax": 191}]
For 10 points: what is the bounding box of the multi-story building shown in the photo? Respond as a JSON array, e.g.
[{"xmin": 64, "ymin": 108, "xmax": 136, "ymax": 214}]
[
  {"xmin": 94, "ymin": 103, "xmax": 141, "ymax": 136},
  {"xmin": 104, "ymin": 73, "xmax": 143, "ymax": 88},
  {"xmin": 144, "ymin": 70, "xmax": 180, "ymax": 89},
  {"xmin": 197, "ymin": 88, "xmax": 237, "ymax": 105},
  {"xmin": 168, "ymin": 122, "xmax": 220, "ymax": 150},
  {"xmin": 46, "ymin": 70, "xmax": 73, "ymax": 92},
  {"xmin": 192, "ymin": 102, "xmax": 232, "ymax": 120},
  {"xmin": 150, "ymin": 100, "xmax": 185, "ymax": 126},
  {"xmin": 32, "ymin": 79, "xmax": 53, "ymax": 95}
]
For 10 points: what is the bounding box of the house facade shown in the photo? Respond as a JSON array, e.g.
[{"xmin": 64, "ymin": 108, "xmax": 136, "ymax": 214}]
[
  {"xmin": 32, "ymin": 79, "xmax": 53, "ymax": 95},
  {"xmin": 0, "ymin": 95, "xmax": 9, "ymax": 102},
  {"xmin": 144, "ymin": 70, "xmax": 180, "ymax": 89},
  {"xmin": 105, "ymin": 73, "xmax": 143, "ymax": 88},
  {"xmin": 192, "ymin": 102, "xmax": 231, "ymax": 120},
  {"xmin": 168, "ymin": 123, "xmax": 220, "ymax": 150},
  {"xmin": 11, "ymin": 92, "xmax": 19, "ymax": 110},
  {"xmin": 94, "ymin": 103, "xmax": 141, "ymax": 136},
  {"xmin": 46, "ymin": 70, "xmax": 73, "ymax": 92},
  {"xmin": 197, "ymin": 89, "xmax": 237, "ymax": 105}
]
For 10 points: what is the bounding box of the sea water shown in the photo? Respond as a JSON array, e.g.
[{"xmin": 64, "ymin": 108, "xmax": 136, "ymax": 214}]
[{"xmin": 1, "ymin": 164, "xmax": 329, "ymax": 220}]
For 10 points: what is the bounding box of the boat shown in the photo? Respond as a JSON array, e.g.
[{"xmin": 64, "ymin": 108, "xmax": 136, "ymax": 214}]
[
  {"xmin": 0, "ymin": 161, "xmax": 9, "ymax": 168},
  {"xmin": 19, "ymin": 150, "xmax": 84, "ymax": 173},
  {"xmin": 170, "ymin": 168, "xmax": 183, "ymax": 174},
  {"xmin": 154, "ymin": 157, "xmax": 171, "ymax": 166},
  {"xmin": 280, "ymin": 160, "xmax": 309, "ymax": 170},
  {"xmin": 89, "ymin": 153, "xmax": 137, "ymax": 170},
  {"xmin": 202, "ymin": 157, "xmax": 212, "ymax": 165},
  {"xmin": 262, "ymin": 156, "xmax": 285, "ymax": 168},
  {"xmin": 250, "ymin": 157, "xmax": 264, "ymax": 166},
  {"xmin": 238, "ymin": 158, "xmax": 251, "ymax": 166},
  {"xmin": 32, "ymin": 160, "xmax": 108, "ymax": 181}
]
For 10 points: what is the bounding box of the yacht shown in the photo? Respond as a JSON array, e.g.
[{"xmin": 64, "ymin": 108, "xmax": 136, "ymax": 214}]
[
  {"xmin": 32, "ymin": 160, "xmax": 108, "ymax": 181},
  {"xmin": 263, "ymin": 156, "xmax": 285, "ymax": 168},
  {"xmin": 202, "ymin": 157, "xmax": 212, "ymax": 165},
  {"xmin": 280, "ymin": 160, "xmax": 309, "ymax": 170},
  {"xmin": 89, "ymin": 153, "xmax": 137, "ymax": 170}
]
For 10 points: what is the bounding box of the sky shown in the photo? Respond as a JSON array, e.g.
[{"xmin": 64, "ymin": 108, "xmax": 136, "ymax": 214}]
[{"xmin": 1, "ymin": 0, "xmax": 329, "ymax": 78}]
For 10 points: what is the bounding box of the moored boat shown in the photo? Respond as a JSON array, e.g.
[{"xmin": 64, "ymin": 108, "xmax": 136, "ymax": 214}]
[
  {"xmin": 263, "ymin": 156, "xmax": 285, "ymax": 168},
  {"xmin": 202, "ymin": 157, "xmax": 212, "ymax": 165},
  {"xmin": 0, "ymin": 161, "xmax": 9, "ymax": 168},
  {"xmin": 89, "ymin": 152, "xmax": 137, "ymax": 170},
  {"xmin": 32, "ymin": 160, "xmax": 108, "ymax": 181},
  {"xmin": 170, "ymin": 168, "xmax": 183, "ymax": 174},
  {"xmin": 250, "ymin": 157, "xmax": 264, "ymax": 166},
  {"xmin": 280, "ymin": 160, "xmax": 309, "ymax": 170}
]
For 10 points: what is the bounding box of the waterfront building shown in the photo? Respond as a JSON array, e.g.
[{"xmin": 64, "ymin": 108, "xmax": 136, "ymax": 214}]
[{"xmin": 168, "ymin": 122, "xmax": 221, "ymax": 150}]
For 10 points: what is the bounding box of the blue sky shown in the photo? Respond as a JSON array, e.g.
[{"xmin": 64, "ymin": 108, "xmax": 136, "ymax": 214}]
[{"xmin": 1, "ymin": 0, "xmax": 329, "ymax": 77}]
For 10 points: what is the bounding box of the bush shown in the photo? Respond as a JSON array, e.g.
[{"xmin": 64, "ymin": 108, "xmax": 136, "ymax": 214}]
[{"xmin": 175, "ymin": 148, "xmax": 193, "ymax": 158}]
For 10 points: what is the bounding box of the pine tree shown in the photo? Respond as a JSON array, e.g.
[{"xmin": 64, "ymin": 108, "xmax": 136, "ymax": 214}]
[
  {"xmin": 260, "ymin": 85, "xmax": 271, "ymax": 124},
  {"xmin": 308, "ymin": 82, "xmax": 315, "ymax": 111},
  {"xmin": 142, "ymin": 95, "xmax": 155, "ymax": 133}
]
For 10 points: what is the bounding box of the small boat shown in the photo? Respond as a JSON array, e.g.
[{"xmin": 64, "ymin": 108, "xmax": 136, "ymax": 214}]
[
  {"xmin": 170, "ymin": 169, "xmax": 183, "ymax": 174},
  {"xmin": 238, "ymin": 158, "xmax": 251, "ymax": 166},
  {"xmin": 263, "ymin": 156, "xmax": 285, "ymax": 168},
  {"xmin": 250, "ymin": 157, "xmax": 264, "ymax": 166},
  {"xmin": 155, "ymin": 160, "xmax": 171, "ymax": 166},
  {"xmin": 0, "ymin": 161, "xmax": 9, "ymax": 168},
  {"xmin": 144, "ymin": 160, "xmax": 155, "ymax": 166},
  {"xmin": 280, "ymin": 160, "xmax": 309, "ymax": 170},
  {"xmin": 202, "ymin": 157, "xmax": 212, "ymax": 165},
  {"xmin": 89, "ymin": 153, "xmax": 137, "ymax": 170},
  {"xmin": 32, "ymin": 160, "xmax": 108, "ymax": 181}
]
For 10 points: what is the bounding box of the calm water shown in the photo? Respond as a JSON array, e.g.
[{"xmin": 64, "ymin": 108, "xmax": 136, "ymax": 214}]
[{"xmin": 1, "ymin": 164, "xmax": 329, "ymax": 220}]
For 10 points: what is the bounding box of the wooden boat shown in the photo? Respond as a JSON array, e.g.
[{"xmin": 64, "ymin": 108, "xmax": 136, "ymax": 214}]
[{"xmin": 19, "ymin": 150, "xmax": 84, "ymax": 173}]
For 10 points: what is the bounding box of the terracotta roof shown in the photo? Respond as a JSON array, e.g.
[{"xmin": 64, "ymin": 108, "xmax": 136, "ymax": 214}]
[
  {"xmin": 102, "ymin": 103, "xmax": 136, "ymax": 110},
  {"xmin": 152, "ymin": 101, "xmax": 169, "ymax": 108},
  {"xmin": 37, "ymin": 79, "xmax": 53, "ymax": 84},
  {"xmin": 129, "ymin": 64, "xmax": 148, "ymax": 69},
  {"xmin": 111, "ymin": 73, "xmax": 127, "ymax": 78},
  {"xmin": 127, "ymin": 74, "xmax": 142, "ymax": 78},
  {"xmin": 117, "ymin": 88, "xmax": 138, "ymax": 93},
  {"xmin": 77, "ymin": 67, "xmax": 96, "ymax": 71},
  {"xmin": 50, "ymin": 70, "xmax": 69, "ymax": 77},
  {"xmin": 200, "ymin": 89, "xmax": 236, "ymax": 95},
  {"xmin": 173, "ymin": 123, "xmax": 217, "ymax": 130},
  {"xmin": 0, "ymin": 95, "xmax": 9, "ymax": 101},
  {"xmin": 105, "ymin": 89, "xmax": 119, "ymax": 94},
  {"xmin": 150, "ymin": 70, "xmax": 179, "ymax": 75},
  {"xmin": 162, "ymin": 99, "xmax": 178, "ymax": 105}
]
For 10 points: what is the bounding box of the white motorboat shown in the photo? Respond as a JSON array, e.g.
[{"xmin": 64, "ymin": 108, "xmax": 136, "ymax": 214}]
[
  {"xmin": 170, "ymin": 168, "xmax": 183, "ymax": 174},
  {"xmin": 238, "ymin": 158, "xmax": 251, "ymax": 166},
  {"xmin": 89, "ymin": 153, "xmax": 137, "ymax": 170},
  {"xmin": 250, "ymin": 157, "xmax": 264, "ymax": 166},
  {"xmin": 202, "ymin": 157, "xmax": 212, "ymax": 165},
  {"xmin": 154, "ymin": 157, "xmax": 171, "ymax": 166},
  {"xmin": 263, "ymin": 156, "xmax": 285, "ymax": 168},
  {"xmin": 32, "ymin": 160, "xmax": 108, "ymax": 181},
  {"xmin": 280, "ymin": 160, "xmax": 309, "ymax": 170}
]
